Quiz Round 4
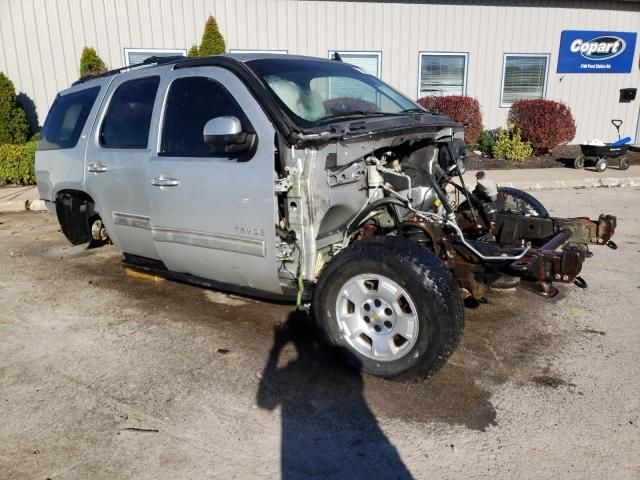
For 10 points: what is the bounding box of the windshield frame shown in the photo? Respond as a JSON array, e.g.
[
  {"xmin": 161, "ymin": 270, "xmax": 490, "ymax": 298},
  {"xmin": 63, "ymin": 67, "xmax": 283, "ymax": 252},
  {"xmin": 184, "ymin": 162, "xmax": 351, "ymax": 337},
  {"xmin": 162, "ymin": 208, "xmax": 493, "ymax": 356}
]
[{"xmin": 245, "ymin": 57, "xmax": 425, "ymax": 129}]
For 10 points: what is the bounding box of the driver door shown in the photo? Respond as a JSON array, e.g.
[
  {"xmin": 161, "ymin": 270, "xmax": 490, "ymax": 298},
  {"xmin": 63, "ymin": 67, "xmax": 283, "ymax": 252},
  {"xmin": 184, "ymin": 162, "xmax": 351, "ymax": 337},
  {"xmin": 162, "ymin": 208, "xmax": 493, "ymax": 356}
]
[{"xmin": 148, "ymin": 67, "xmax": 280, "ymax": 293}]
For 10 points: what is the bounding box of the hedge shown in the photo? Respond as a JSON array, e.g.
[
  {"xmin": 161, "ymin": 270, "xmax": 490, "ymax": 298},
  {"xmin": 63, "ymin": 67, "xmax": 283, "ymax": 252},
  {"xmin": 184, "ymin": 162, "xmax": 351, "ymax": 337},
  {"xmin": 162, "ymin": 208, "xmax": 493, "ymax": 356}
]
[
  {"xmin": 417, "ymin": 95, "xmax": 483, "ymax": 144},
  {"xmin": 0, "ymin": 140, "xmax": 37, "ymax": 185},
  {"xmin": 508, "ymin": 99, "xmax": 576, "ymax": 153}
]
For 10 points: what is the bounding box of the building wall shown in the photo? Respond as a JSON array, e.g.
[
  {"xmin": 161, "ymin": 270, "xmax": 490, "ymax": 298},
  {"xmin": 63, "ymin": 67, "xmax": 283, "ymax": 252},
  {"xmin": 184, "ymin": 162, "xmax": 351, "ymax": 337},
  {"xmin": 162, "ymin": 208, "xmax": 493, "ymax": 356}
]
[{"xmin": 1, "ymin": 0, "xmax": 639, "ymax": 142}]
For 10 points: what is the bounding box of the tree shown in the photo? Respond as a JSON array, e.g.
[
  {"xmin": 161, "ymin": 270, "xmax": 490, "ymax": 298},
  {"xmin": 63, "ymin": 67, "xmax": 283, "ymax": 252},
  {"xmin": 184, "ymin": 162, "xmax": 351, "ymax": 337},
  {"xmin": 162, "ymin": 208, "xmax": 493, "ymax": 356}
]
[
  {"xmin": 187, "ymin": 44, "xmax": 199, "ymax": 57},
  {"xmin": 0, "ymin": 72, "xmax": 30, "ymax": 144},
  {"xmin": 79, "ymin": 47, "xmax": 107, "ymax": 78},
  {"xmin": 198, "ymin": 16, "xmax": 226, "ymax": 56}
]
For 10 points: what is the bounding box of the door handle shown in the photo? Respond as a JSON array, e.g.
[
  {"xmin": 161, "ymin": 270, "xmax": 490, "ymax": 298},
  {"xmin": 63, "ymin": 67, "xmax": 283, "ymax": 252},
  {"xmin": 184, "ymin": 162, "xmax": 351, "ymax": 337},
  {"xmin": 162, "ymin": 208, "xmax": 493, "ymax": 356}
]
[
  {"xmin": 87, "ymin": 163, "xmax": 108, "ymax": 173},
  {"xmin": 151, "ymin": 177, "xmax": 180, "ymax": 187}
]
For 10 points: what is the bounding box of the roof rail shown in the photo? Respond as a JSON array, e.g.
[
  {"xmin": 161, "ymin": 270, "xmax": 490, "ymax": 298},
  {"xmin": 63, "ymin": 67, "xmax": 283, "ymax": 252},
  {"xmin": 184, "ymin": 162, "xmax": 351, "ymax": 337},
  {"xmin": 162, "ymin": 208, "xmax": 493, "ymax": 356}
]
[{"xmin": 72, "ymin": 55, "xmax": 186, "ymax": 86}]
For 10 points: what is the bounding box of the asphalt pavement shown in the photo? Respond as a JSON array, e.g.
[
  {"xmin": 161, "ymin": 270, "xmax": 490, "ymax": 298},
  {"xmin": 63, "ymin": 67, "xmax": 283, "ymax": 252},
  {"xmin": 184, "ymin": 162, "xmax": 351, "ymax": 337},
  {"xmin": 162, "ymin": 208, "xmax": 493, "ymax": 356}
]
[{"xmin": 0, "ymin": 187, "xmax": 639, "ymax": 479}]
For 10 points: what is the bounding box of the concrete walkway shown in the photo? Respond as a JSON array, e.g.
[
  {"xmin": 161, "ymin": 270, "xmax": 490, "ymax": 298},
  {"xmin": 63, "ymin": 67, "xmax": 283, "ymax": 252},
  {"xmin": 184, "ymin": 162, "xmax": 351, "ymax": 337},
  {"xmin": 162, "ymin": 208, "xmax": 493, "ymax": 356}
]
[
  {"xmin": 464, "ymin": 165, "xmax": 640, "ymax": 191},
  {"xmin": 1, "ymin": 165, "xmax": 639, "ymax": 213}
]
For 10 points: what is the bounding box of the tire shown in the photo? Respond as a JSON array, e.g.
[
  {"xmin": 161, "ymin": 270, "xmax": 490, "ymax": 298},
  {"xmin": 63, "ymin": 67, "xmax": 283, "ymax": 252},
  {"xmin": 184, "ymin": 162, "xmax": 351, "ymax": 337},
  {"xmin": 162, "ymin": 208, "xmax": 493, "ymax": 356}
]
[
  {"xmin": 619, "ymin": 157, "xmax": 630, "ymax": 171},
  {"xmin": 573, "ymin": 155, "xmax": 585, "ymax": 169},
  {"xmin": 595, "ymin": 157, "xmax": 608, "ymax": 172},
  {"xmin": 496, "ymin": 187, "xmax": 549, "ymax": 217},
  {"xmin": 312, "ymin": 236, "xmax": 464, "ymax": 382}
]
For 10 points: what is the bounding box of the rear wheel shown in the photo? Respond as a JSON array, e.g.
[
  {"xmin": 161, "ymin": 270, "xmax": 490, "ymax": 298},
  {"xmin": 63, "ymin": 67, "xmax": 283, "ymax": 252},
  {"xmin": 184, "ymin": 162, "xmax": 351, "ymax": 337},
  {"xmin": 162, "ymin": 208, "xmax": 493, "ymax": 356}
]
[
  {"xmin": 573, "ymin": 155, "xmax": 585, "ymax": 169},
  {"xmin": 619, "ymin": 157, "xmax": 630, "ymax": 171},
  {"xmin": 313, "ymin": 236, "xmax": 464, "ymax": 381}
]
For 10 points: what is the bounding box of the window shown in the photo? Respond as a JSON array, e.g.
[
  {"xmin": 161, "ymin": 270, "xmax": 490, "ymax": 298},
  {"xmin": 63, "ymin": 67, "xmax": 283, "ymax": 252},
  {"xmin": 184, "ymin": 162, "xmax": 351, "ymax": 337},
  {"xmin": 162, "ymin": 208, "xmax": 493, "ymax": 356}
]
[
  {"xmin": 39, "ymin": 86, "xmax": 100, "ymax": 150},
  {"xmin": 124, "ymin": 48, "xmax": 186, "ymax": 66},
  {"xmin": 328, "ymin": 51, "xmax": 381, "ymax": 77},
  {"xmin": 248, "ymin": 58, "xmax": 417, "ymax": 127},
  {"xmin": 501, "ymin": 54, "xmax": 549, "ymax": 107},
  {"xmin": 161, "ymin": 76, "xmax": 251, "ymax": 157},
  {"xmin": 100, "ymin": 76, "xmax": 160, "ymax": 148},
  {"xmin": 418, "ymin": 53, "xmax": 468, "ymax": 97}
]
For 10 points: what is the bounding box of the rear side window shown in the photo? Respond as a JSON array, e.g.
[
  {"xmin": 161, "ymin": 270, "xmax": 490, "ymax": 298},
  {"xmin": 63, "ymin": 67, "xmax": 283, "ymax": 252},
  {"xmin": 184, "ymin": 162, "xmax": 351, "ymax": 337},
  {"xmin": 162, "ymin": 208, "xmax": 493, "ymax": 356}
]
[
  {"xmin": 39, "ymin": 86, "xmax": 100, "ymax": 150},
  {"xmin": 161, "ymin": 76, "xmax": 251, "ymax": 156},
  {"xmin": 100, "ymin": 76, "xmax": 160, "ymax": 148}
]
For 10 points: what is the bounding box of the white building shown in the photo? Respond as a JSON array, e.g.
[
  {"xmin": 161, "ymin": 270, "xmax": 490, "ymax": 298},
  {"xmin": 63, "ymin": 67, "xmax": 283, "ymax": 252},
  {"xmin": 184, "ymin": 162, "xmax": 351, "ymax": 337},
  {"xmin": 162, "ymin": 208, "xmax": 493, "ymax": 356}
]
[{"xmin": 1, "ymin": 0, "xmax": 639, "ymax": 142}]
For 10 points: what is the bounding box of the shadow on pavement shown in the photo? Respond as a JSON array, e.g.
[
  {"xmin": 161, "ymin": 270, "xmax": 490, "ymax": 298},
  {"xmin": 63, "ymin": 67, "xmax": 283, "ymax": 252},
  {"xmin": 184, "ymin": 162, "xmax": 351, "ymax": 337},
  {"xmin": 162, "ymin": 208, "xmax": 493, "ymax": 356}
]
[{"xmin": 257, "ymin": 310, "xmax": 413, "ymax": 480}]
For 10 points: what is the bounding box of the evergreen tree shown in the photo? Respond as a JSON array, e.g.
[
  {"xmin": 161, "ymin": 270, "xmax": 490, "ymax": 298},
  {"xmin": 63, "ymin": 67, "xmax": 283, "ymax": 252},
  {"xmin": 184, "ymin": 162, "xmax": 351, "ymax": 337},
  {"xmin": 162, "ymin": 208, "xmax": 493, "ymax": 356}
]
[
  {"xmin": 187, "ymin": 44, "xmax": 199, "ymax": 57},
  {"xmin": 0, "ymin": 72, "xmax": 30, "ymax": 144},
  {"xmin": 198, "ymin": 16, "xmax": 226, "ymax": 56},
  {"xmin": 79, "ymin": 47, "xmax": 107, "ymax": 77}
]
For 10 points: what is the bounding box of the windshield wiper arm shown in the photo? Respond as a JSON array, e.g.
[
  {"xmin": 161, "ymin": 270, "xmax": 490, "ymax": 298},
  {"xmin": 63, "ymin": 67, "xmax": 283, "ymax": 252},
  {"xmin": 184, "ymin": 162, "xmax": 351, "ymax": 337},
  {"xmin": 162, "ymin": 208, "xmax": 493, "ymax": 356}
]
[{"xmin": 321, "ymin": 111, "xmax": 389, "ymax": 122}]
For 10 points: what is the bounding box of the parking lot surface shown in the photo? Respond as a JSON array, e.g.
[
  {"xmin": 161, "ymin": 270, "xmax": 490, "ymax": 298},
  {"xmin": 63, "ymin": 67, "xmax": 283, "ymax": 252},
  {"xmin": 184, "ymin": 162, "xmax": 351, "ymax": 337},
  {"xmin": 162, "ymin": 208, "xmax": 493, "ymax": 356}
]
[{"xmin": 1, "ymin": 187, "xmax": 639, "ymax": 479}]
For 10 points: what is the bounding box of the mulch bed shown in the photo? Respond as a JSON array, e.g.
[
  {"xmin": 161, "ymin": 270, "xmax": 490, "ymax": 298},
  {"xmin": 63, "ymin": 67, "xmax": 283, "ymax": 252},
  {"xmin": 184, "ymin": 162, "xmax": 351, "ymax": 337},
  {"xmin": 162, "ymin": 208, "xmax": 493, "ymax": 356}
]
[{"xmin": 467, "ymin": 144, "xmax": 640, "ymax": 170}]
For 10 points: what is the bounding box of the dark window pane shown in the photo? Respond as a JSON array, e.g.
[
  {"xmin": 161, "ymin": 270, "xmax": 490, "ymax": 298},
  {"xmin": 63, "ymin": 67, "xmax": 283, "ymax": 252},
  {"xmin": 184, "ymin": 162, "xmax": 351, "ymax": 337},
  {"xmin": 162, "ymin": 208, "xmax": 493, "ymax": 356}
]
[
  {"xmin": 161, "ymin": 76, "xmax": 250, "ymax": 156},
  {"xmin": 100, "ymin": 76, "xmax": 160, "ymax": 148},
  {"xmin": 39, "ymin": 86, "xmax": 100, "ymax": 150}
]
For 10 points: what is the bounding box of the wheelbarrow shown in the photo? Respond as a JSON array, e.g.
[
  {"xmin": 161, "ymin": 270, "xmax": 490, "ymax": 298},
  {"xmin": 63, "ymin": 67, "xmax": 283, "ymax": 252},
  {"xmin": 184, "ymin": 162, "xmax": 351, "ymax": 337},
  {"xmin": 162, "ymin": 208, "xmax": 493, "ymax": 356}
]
[{"xmin": 574, "ymin": 119, "xmax": 631, "ymax": 172}]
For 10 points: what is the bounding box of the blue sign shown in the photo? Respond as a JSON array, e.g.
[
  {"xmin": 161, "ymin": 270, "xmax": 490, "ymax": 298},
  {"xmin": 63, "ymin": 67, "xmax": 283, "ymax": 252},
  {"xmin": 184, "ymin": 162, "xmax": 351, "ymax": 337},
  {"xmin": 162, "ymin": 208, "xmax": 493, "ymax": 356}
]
[{"xmin": 557, "ymin": 30, "xmax": 637, "ymax": 73}]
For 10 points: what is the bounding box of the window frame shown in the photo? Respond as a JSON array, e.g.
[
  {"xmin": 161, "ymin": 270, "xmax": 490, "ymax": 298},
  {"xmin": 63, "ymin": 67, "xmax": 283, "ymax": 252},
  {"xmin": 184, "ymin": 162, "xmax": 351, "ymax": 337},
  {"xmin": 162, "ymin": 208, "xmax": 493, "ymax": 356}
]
[
  {"xmin": 123, "ymin": 48, "xmax": 187, "ymax": 67},
  {"xmin": 499, "ymin": 53, "xmax": 550, "ymax": 108},
  {"xmin": 98, "ymin": 75, "xmax": 161, "ymax": 150},
  {"xmin": 327, "ymin": 50, "xmax": 382, "ymax": 77},
  {"xmin": 158, "ymin": 75, "xmax": 256, "ymax": 158},
  {"xmin": 417, "ymin": 51, "xmax": 469, "ymax": 98}
]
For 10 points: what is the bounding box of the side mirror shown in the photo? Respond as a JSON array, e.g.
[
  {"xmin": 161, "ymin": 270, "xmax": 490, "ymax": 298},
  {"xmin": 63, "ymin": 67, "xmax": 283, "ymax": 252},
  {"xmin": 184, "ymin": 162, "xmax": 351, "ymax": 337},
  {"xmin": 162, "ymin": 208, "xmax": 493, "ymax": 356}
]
[{"xmin": 203, "ymin": 116, "xmax": 257, "ymax": 154}]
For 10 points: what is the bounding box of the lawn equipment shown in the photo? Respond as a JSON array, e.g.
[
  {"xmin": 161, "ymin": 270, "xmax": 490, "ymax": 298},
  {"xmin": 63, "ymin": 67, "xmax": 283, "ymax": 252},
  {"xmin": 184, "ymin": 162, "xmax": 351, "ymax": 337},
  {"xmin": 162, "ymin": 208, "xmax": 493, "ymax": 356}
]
[{"xmin": 574, "ymin": 119, "xmax": 631, "ymax": 172}]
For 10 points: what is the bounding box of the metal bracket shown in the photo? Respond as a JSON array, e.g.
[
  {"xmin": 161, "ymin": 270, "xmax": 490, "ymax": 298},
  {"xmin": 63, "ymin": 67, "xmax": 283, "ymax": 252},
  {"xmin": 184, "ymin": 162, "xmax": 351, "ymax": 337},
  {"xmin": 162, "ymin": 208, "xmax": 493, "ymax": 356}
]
[{"xmin": 275, "ymin": 176, "xmax": 291, "ymax": 193}]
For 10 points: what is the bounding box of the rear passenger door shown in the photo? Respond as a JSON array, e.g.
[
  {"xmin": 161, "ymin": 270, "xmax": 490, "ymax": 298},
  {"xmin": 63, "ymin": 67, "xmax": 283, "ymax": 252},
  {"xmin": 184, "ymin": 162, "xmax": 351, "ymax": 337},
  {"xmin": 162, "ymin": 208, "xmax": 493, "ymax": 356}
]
[
  {"xmin": 148, "ymin": 67, "xmax": 280, "ymax": 293},
  {"xmin": 85, "ymin": 71, "xmax": 163, "ymax": 259}
]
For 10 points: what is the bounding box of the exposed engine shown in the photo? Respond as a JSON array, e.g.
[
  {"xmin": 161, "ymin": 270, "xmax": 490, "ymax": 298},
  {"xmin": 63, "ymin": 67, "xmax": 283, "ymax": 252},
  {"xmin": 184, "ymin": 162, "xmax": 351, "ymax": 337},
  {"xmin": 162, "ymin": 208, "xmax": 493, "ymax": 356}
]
[{"xmin": 274, "ymin": 135, "xmax": 616, "ymax": 304}]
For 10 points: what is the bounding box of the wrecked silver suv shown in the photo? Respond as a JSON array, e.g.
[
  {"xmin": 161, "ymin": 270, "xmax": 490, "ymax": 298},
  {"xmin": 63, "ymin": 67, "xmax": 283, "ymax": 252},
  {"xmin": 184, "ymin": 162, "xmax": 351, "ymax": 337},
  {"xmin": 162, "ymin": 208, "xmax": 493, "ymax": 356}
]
[{"xmin": 36, "ymin": 54, "xmax": 617, "ymax": 381}]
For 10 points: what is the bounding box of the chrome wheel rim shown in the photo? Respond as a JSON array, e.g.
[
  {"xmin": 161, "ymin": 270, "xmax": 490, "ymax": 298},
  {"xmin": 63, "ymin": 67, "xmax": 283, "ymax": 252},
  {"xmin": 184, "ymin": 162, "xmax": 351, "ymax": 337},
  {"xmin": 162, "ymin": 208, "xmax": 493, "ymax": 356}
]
[{"xmin": 335, "ymin": 274, "xmax": 420, "ymax": 362}]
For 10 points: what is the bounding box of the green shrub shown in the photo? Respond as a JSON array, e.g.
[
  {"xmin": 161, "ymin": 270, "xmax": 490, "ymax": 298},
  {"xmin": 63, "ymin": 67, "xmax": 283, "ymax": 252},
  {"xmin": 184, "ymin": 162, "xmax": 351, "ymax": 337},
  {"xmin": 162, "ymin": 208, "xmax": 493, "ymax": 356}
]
[
  {"xmin": 477, "ymin": 129, "xmax": 496, "ymax": 156},
  {"xmin": 187, "ymin": 44, "xmax": 199, "ymax": 57},
  {"xmin": 79, "ymin": 47, "xmax": 107, "ymax": 78},
  {"xmin": 198, "ymin": 16, "xmax": 226, "ymax": 55},
  {"xmin": 0, "ymin": 140, "xmax": 37, "ymax": 185},
  {"xmin": 0, "ymin": 72, "xmax": 31, "ymax": 144},
  {"xmin": 492, "ymin": 126, "xmax": 532, "ymax": 163}
]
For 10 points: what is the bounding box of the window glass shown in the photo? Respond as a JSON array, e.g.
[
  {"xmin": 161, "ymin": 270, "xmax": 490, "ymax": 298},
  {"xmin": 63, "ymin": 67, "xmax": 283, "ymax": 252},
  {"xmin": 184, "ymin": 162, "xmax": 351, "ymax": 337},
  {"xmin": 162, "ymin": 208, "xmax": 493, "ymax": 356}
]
[
  {"xmin": 161, "ymin": 76, "xmax": 251, "ymax": 156},
  {"xmin": 38, "ymin": 86, "xmax": 100, "ymax": 150},
  {"xmin": 100, "ymin": 76, "xmax": 160, "ymax": 148},
  {"xmin": 419, "ymin": 54, "xmax": 467, "ymax": 97},
  {"xmin": 501, "ymin": 55, "xmax": 548, "ymax": 106},
  {"xmin": 247, "ymin": 58, "xmax": 418, "ymax": 127}
]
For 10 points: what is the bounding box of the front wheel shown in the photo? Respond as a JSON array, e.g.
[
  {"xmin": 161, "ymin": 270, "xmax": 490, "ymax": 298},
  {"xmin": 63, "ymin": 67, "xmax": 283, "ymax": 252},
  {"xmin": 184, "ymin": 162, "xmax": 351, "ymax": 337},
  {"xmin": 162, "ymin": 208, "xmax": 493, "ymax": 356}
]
[
  {"xmin": 313, "ymin": 236, "xmax": 464, "ymax": 381},
  {"xmin": 595, "ymin": 157, "xmax": 608, "ymax": 172},
  {"xmin": 496, "ymin": 187, "xmax": 549, "ymax": 217}
]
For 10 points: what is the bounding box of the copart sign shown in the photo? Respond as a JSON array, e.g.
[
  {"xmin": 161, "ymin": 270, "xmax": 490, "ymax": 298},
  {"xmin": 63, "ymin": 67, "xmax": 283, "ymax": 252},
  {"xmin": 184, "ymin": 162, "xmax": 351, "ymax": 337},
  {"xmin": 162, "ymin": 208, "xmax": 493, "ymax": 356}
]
[{"xmin": 557, "ymin": 30, "xmax": 637, "ymax": 73}]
